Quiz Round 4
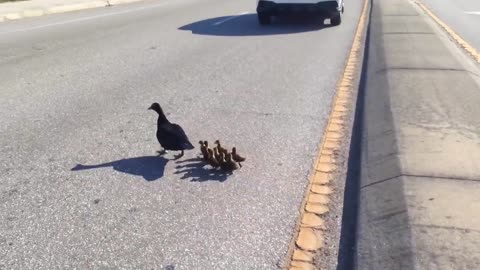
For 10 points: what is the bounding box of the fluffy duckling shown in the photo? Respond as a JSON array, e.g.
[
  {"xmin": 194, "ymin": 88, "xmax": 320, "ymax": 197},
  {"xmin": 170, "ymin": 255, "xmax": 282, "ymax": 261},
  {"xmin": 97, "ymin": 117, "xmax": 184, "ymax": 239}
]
[
  {"xmin": 214, "ymin": 147, "xmax": 222, "ymax": 162},
  {"xmin": 221, "ymin": 153, "xmax": 239, "ymax": 171},
  {"xmin": 231, "ymin": 147, "xmax": 246, "ymax": 167},
  {"xmin": 214, "ymin": 140, "xmax": 228, "ymax": 154},
  {"xmin": 199, "ymin": 141, "xmax": 208, "ymax": 161},
  {"xmin": 207, "ymin": 148, "xmax": 220, "ymax": 168}
]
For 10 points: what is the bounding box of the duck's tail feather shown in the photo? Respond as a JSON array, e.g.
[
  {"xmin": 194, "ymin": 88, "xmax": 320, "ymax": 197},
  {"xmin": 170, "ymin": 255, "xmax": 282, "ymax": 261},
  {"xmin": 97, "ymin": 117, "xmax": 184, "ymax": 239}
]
[{"xmin": 183, "ymin": 141, "xmax": 195, "ymax": 150}]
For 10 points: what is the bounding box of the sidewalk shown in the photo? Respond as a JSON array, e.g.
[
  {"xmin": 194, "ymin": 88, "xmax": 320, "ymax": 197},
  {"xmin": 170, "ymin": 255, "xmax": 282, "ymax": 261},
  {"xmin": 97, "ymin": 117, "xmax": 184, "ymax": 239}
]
[
  {"xmin": 0, "ymin": 0, "xmax": 146, "ymax": 22},
  {"xmin": 354, "ymin": 0, "xmax": 480, "ymax": 268}
]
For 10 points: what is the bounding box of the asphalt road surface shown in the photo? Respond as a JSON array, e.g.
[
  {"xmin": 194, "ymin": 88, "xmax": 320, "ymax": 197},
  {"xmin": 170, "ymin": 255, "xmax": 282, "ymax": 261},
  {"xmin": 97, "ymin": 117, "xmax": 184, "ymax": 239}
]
[
  {"xmin": 0, "ymin": 0, "xmax": 362, "ymax": 269},
  {"xmin": 420, "ymin": 0, "xmax": 480, "ymax": 52}
]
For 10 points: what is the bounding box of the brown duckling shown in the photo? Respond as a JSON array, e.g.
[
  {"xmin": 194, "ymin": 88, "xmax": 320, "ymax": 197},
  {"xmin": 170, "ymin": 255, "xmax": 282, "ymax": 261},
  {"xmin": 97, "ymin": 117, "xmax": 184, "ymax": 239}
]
[
  {"xmin": 220, "ymin": 153, "xmax": 239, "ymax": 171},
  {"xmin": 199, "ymin": 141, "xmax": 208, "ymax": 161},
  {"xmin": 213, "ymin": 147, "xmax": 222, "ymax": 162},
  {"xmin": 207, "ymin": 148, "xmax": 220, "ymax": 168},
  {"xmin": 231, "ymin": 147, "xmax": 246, "ymax": 167},
  {"xmin": 218, "ymin": 150, "xmax": 226, "ymax": 164},
  {"xmin": 214, "ymin": 140, "xmax": 228, "ymax": 154}
]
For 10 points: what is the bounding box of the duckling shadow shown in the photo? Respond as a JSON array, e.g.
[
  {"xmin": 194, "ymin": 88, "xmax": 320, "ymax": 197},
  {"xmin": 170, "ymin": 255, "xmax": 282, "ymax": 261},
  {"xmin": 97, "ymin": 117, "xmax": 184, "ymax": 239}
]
[
  {"xmin": 175, "ymin": 157, "xmax": 203, "ymax": 164},
  {"xmin": 71, "ymin": 156, "xmax": 168, "ymax": 181},
  {"xmin": 174, "ymin": 160, "xmax": 231, "ymax": 182}
]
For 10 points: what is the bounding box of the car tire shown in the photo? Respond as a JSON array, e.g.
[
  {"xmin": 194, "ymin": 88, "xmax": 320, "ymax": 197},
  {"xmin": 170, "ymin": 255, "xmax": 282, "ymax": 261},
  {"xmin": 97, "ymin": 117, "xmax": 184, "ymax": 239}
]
[
  {"xmin": 258, "ymin": 13, "xmax": 271, "ymax": 25},
  {"xmin": 331, "ymin": 13, "xmax": 341, "ymax": 26}
]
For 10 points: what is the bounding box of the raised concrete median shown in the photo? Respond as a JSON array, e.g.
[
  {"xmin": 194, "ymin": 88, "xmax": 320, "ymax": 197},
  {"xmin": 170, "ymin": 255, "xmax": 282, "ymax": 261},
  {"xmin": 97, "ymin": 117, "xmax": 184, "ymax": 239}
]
[
  {"xmin": 354, "ymin": 0, "xmax": 480, "ymax": 269},
  {"xmin": 0, "ymin": 0, "xmax": 149, "ymax": 22}
]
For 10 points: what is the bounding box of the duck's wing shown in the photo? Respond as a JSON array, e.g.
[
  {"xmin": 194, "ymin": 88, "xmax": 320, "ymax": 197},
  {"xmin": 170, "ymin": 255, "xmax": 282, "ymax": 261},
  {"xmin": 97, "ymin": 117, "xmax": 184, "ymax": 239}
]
[{"xmin": 158, "ymin": 123, "xmax": 194, "ymax": 150}]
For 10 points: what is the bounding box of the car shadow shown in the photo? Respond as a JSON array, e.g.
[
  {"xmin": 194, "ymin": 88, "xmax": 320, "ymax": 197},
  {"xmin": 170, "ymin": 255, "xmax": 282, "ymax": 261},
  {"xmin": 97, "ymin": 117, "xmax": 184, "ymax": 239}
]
[
  {"xmin": 174, "ymin": 158, "xmax": 231, "ymax": 182},
  {"xmin": 71, "ymin": 156, "xmax": 168, "ymax": 181},
  {"xmin": 179, "ymin": 13, "xmax": 332, "ymax": 36}
]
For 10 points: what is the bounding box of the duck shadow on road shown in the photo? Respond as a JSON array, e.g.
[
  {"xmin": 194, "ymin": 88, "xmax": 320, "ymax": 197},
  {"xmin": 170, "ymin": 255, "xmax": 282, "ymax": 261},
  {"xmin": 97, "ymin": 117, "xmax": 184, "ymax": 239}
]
[
  {"xmin": 179, "ymin": 14, "xmax": 330, "ymax": 36},
  {"xmin": 174, "ymin": 157, "xmax": 231, "ymax": 182},
  {"xmin": 71, "ymin": 156, "xmax": 168, "ymax": 181}
]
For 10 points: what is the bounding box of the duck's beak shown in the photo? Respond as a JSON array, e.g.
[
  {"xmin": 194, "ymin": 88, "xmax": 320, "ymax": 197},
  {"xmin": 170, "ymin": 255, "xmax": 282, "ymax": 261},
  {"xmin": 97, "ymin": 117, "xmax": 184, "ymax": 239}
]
[{"xmin": 147, "ymin": 105, "xmax": 152, "ymax": 110}]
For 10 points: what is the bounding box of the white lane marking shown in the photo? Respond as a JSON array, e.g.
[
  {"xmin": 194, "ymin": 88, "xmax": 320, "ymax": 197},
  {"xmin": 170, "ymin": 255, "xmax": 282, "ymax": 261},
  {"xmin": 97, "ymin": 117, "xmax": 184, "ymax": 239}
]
[
  {"xmin": 465, "ymin": 11, "xmax": 480, "ymax": 15},
  {"xmin": 212, "ymin": 11, "xmax": 249, "ymax": 26},
  {"xmin": 0, "ymin": 2, "xmax": 169, "ymax": 35}
]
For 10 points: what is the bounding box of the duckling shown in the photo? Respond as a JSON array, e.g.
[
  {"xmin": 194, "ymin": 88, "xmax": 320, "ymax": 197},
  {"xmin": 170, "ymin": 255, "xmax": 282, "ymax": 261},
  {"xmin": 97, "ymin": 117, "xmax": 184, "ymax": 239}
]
[
  {"xmin": 207, "ymin": 148, "xmax": 220, "ymax": 168},
  {"xmin": 225, "ymin": 153, "xmax": 238, "ymax": 171},
  {"xmin": 231, "ymin": 147, "xmax": 246, "ymax": 167},
  {"xmin": 217, "ymin": 150, "xmax": 226, "ymax": 164},
  {"xmin": 214, "ymin": 140, "xmax": 228, "ymax": 154},
  {"xmin": 214, "ymin": 147, "xmax": 222, "ymax": 162},
  {"xmin": 220, "ymin": 153, "xmax": 239, "ymax": 171},
  {"xmin": 199, "ymin": 141, "xmax": 208, "ymax": 161}
]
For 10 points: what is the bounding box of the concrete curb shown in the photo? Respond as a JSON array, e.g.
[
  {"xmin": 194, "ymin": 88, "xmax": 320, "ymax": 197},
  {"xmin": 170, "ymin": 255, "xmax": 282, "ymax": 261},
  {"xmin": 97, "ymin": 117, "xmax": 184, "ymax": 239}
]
[
  {"xmin": 0, "ymin": 0, "xmax": 148, "ymax": 22},
  {"xmin": 284, "ymin": 0, "xmax": 371, "ymax": 269},
  {"xmin": 355, "ymin": 0, "xmax": 480, "ymax": 269}
]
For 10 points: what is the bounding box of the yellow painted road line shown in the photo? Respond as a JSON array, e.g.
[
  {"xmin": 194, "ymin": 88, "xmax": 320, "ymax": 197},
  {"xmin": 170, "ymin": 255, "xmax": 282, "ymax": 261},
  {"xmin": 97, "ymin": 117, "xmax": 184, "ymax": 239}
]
[
  {"xmin": 286, "ymin": 0, "xmax": 370, "ymax": 269},
  {"xmin": 416, "ymin": 1, "xmax": 480, "ymax": 63}
]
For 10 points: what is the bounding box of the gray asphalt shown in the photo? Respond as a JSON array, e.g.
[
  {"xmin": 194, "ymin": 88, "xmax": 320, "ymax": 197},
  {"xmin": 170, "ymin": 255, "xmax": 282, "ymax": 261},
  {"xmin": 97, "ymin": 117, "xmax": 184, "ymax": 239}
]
[
  {"xmin": 0, "ymin": 0, "xmax": 362, "ymax": 269},
  {"xmin": 420, "ymin": 0, "xmax": 480, "ymax": 52}
]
